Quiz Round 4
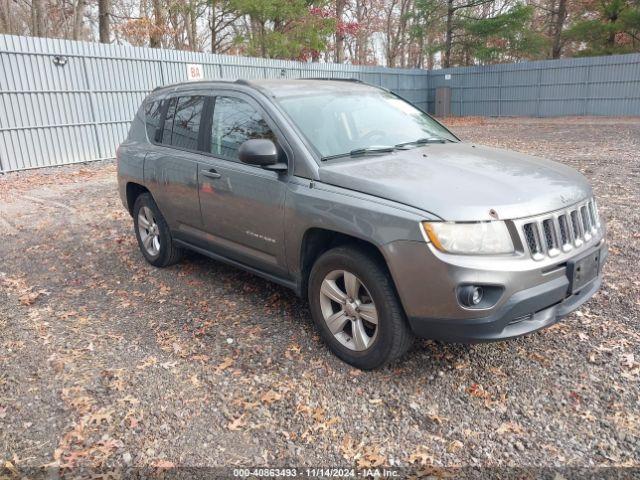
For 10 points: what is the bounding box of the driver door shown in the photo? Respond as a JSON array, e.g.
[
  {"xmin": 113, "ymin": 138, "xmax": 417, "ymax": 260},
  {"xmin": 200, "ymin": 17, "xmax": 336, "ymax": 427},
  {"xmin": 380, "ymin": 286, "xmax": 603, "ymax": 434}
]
[{"xmin": 196, "ymin": 92, "xmax": 289, "ymax": 275}]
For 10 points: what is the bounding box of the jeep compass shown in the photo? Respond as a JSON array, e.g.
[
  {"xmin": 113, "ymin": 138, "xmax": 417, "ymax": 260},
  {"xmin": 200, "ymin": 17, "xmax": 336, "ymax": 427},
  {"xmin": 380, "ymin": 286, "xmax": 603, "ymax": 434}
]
[{"xmin": 117, "ymin": 79, "xmax": 606, "ymax": 369}]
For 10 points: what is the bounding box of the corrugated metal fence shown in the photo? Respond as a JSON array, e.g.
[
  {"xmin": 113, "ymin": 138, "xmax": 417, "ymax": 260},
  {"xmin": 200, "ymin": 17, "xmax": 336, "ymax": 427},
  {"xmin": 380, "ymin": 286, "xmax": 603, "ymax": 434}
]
[
  {"xmin": 0, "ymin": 34, "xmax": 639, "ymax": 172},
  {"xmin": 428, "ymin": 54, "xmax": 640, "ymax": 117},
  {"xmin": 0, "ymin": 34, "xmax": 429, "ymax": 172}
]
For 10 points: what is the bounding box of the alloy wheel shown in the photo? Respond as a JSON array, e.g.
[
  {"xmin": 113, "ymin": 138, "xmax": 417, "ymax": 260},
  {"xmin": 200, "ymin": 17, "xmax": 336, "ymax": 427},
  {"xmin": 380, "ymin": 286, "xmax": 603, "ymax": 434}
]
[
  {"xmin": 138, "ymin": 206, "xmax": 160, "ymax": 256},
  {"xmin": 318, "ymin": 269, "xmax": 379, "ymax": 351}
]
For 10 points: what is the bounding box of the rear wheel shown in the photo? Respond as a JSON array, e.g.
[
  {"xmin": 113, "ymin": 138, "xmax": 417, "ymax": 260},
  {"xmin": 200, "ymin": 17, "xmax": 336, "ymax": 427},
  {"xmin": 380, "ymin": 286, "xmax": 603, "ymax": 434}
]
[
  {"xmin": 308, "ymin": 246, "xmax": 413, "ymax": 369},
  {"xmin": 133, "ymin": 193, "xmax": 182, "ymax": 267}
]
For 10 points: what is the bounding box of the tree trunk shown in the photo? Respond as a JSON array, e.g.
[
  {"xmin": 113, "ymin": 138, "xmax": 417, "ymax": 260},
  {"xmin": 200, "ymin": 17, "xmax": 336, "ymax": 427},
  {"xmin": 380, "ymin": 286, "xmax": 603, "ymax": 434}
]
[
  {"xmin": 355, "ymin": 0, "xmax": 367, "ymax": 64},
  {"xmin": 0, "ymin": 0, "xmax": 13, "ymax": 34},
  {"xmin": 443, "ymin": 0, "xmax": 454, "ymax": 68},
  {"xmin": 260, "ymin": 21, "xmax": 266, "ymax": 57},
  {"xmin": 150, "ymin": 0, "xmax": 163, "ymax": 48},
  {"xmin": 335, "ymin": 0, "xmax": 345, "ymax": 62},
  {"xmin": 210, "ymin": 1, "xmax": 217, "ymax": 53},
  {"xmin": 606, "ymin": 11, "xmax": 619, "ymax": 47},
  {"xmin": 72, "ymin": 0, "xmax": 86, "ymax": 40},
  {"xmin": 551, "ymin": 0, "xmax": 566, "ymax": 58},
  {"xmin": 98, "ymin": 0, "xmax": 110, "ymax": 43},
  {"xmin": 185, "ymin": 3, "xmax": 196, "ymax": 51},
  {"xmin": 31, "ymin": 0, "xmax": 46, "ymax": 37}
]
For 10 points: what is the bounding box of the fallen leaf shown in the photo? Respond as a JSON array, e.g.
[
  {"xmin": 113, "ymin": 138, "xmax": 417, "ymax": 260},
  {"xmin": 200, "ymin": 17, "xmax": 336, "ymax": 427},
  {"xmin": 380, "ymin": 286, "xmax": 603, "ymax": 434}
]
[
  {"xmin": 340, "ymin": 435, "xmax": 357, "ymax": 460},
  {"xmin": 447, "ymin": 440, "xmax": 464, "ymax": 452},
  {"xmin": 260, "ymin": 390, "xmax": 282, "ymax": 405},
  {"xmin": 216, "ymin": 357, "xmax": 234, "ymax": 373},
  {"xmin": 467, "ymin": 383, "xmax": 491, "ymax": 399},
  {"xmin": 620, "ymin": 353, "xmax": 635, "ymax": 369},
  {"xmin": 227, "ymin": 415, "xmax": 247, "ymax": 431},
  {"xmin": 496, "ymin": 422, "xmax": 524, "ymax": 435},
  {"xmin": 407, "ymin": 446, "xmax": 433, "ymax": 466},
  {"xmin": 87, "ymin": 408, "xmax": 113, "ymax": 425},
  {"xmin": 356, "ymin": 444, "xmax": 386, "ymax": 469},
  {"xmin": 19, "ymin": 290, "xmax": 45, "ymax": 306},
  {"xmin": 151, "ymin": 459, "xmax": 175, "ymax": 469}
]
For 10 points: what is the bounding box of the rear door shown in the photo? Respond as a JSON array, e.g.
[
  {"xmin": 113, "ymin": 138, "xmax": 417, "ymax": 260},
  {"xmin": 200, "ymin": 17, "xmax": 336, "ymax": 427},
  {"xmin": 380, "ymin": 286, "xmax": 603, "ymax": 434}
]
[
  {"xmin": 145, "ymin": 95, "xmax": 205, "ymax": 231},
  {"xmin": 196, "ymin": 92, "xmax": 289, "ymax": 275}
]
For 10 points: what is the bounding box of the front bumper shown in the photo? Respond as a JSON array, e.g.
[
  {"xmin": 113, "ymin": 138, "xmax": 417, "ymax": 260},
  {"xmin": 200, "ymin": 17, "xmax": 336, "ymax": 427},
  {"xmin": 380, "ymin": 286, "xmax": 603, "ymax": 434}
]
[
  {"xmin": 407, "ymin": 270, "xmax": 602, "ymax": 342},
  {"xmin": 383, "ymin": 237, "xmax": 607, "ymax": 343}
]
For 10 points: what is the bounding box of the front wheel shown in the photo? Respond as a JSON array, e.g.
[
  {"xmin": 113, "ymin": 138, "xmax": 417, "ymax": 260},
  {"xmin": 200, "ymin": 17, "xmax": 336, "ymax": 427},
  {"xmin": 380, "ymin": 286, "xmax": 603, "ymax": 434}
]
[
  {"xmin": 308, "ymin": 246, "xmax": 414, "ymax": 370},
  {"xmin": 132, "ymin": 193, "xmax": 182, "ymax": 267}
]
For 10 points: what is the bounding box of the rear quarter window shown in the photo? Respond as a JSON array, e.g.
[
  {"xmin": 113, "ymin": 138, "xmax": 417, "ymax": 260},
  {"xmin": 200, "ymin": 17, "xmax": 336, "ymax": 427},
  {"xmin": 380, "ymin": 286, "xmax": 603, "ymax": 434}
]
[
  {"xmin": 161, "ymin": 98, "xmax": 178, "ymax": 145},
  {"xmin": 144, "ymin": 100, "xmax": 163, "ymax": 141}
]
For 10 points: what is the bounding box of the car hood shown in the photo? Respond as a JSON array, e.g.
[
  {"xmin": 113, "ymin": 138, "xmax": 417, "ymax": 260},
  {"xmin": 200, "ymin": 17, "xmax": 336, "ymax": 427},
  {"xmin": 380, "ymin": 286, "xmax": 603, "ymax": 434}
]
[{"xmin": 318, "ymin": 143, "xmax": 593, "ymax": 221}]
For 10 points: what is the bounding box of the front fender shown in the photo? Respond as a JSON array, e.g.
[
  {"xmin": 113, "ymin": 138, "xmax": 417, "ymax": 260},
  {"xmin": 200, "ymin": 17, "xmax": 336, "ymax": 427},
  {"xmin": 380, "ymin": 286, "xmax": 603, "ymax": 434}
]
[{"xmin": 284, "ymin": 177, "xmax": 438, "ymax": 279}]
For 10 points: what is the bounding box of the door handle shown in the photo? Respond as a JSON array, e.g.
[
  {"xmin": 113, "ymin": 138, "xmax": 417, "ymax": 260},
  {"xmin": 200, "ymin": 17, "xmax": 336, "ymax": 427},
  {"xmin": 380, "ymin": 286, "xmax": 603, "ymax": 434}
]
[{"xmin": 202, "ymin": 169, "xmax": 221, "ymax": 179}]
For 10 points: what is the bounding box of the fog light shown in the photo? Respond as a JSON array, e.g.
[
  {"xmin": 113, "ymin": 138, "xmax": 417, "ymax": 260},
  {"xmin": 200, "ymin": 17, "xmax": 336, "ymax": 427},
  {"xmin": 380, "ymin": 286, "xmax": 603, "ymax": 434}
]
[
  {"xmin": 471, "ymin": 286, "xmax": 483, "ymax": 304},
  {"xmin": 459, "ymin": 285, "xmax": 484, "ymax": 307}
]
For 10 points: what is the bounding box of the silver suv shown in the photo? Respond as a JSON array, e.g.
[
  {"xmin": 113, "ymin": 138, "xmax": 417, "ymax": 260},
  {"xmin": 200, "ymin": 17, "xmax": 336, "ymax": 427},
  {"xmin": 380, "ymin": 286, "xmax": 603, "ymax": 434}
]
[{"xmin": 117, "ymin": 79, "xmax": 607, "ymax": 369}]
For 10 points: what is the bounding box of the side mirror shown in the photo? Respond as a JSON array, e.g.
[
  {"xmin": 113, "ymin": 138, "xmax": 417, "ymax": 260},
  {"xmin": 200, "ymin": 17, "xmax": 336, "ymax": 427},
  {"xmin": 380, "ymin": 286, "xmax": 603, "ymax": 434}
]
[{"xmin": 238, "ymin": 139, "xmax": 286, "ymax": 171}]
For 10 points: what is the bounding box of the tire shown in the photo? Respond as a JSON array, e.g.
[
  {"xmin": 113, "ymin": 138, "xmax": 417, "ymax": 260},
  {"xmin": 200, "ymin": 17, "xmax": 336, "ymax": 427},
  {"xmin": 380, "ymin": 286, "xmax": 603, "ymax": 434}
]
[
  {"xmin": 132, "ymin": 193, "xmax": 182, "ymax": 267},
  {"xmin": 308, "ymin": 246, "xmax": 414, "ymax": 370}
]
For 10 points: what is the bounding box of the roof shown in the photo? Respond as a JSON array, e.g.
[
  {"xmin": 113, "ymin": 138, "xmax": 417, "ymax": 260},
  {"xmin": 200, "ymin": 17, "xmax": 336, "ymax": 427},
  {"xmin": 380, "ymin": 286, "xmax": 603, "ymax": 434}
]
[
  {"xmin": 152, "ymin": 78, "xmax": 381, "ymax": 99},
  {"xmin": 248, "ymin": 79, "xmax": 380, "ymax": 98}
]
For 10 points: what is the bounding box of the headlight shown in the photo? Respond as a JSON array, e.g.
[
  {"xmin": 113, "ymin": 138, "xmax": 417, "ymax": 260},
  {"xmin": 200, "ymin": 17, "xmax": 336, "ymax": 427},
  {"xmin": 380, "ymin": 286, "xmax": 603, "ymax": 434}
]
[{"xmin": 422, "ymin": 221, "xmax": 514, "ymax": 254}]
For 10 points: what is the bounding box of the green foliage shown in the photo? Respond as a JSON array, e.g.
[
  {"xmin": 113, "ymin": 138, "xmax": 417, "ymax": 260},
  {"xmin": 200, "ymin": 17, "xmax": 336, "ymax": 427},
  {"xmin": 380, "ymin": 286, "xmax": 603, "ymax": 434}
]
[
  {"xmin": 565, "ymin": 0, "xmax": 640, "ymax": 56},
  {"xmin": 462, "ymin": 4, "xmax": 548, "ymax": 63},
  {"xmin": 230, "ymin": 0, "xmax": 336, "ymax": 59}
]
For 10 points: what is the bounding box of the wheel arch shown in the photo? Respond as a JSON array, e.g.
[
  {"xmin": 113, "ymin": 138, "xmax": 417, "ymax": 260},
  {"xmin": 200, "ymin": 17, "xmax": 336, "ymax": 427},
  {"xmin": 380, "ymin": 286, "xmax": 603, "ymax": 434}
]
[
  {"xmin": 298, "ymin": 227, "xmax": 396, "ymax": 300},
  {"xmin": 125, "ymin": 182, "xmax": 150, "ymax": 216}
]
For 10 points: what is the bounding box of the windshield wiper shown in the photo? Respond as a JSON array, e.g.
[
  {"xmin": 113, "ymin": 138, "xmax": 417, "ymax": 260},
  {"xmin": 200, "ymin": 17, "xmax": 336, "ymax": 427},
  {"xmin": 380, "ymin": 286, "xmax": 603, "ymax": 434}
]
[
  {"xmin": 395, "ymin": 137, "xmax": 449, "ymax": 148},
  {"xmin": 320, "ymin": 140, "xmax": 444, "ymax": 161},
  {"xmin": 321, "ymin": 145, "xmax": 396, "ymax": 161},
  {"xmin": 349, "ymin": 146, "xmax": 396, "ymax": 156}
]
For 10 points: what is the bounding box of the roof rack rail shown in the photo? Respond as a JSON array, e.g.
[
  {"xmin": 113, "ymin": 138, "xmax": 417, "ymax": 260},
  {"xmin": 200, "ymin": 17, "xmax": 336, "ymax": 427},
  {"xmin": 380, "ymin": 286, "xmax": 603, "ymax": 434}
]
[{"xmin": 298, "ymin": 77, "xmax": 363, "ymax": 83}]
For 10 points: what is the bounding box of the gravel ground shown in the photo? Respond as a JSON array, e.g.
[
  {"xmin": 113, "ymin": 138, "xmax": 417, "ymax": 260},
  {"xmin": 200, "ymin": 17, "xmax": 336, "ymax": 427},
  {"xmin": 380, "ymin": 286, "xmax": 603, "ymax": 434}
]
[{"xmin": 0, "ymin": 117, "xmax": 639, "ymax": 476}]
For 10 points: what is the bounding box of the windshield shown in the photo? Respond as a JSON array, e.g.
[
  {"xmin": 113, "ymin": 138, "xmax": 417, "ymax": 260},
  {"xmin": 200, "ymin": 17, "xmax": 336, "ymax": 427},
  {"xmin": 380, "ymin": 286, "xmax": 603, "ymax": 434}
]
[{"xmin": 276, "ymin": 89, "xmax": 457, "ymax": 159}]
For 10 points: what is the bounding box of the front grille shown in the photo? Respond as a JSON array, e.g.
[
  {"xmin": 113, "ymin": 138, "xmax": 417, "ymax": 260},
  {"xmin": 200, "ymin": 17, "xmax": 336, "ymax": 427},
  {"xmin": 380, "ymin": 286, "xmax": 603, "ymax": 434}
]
[
  {"xmin": 558, "ymin": 214, "xmax": 570, "ymax": 245},
  {"xmin": 523, "ymin": 223, "xmax": 542, "ymax": 256},
  {"xmin": 542, "ymin": 219, "xmax": 557, "ymax": 251},
  {"xmin": 521, "ymin": 198, "xmax": 600, "ymax": 260}
]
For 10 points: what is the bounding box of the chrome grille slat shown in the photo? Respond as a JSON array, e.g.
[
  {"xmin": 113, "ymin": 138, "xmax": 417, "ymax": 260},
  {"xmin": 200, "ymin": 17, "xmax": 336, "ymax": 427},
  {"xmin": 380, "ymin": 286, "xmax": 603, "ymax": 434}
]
[
  {"xmin": 520, "ymin": 198, "xmax": 601, "ymax": 260},
  {"xmin": 570, "ymin": 210, "xmax": 583, "ymax": 246}
]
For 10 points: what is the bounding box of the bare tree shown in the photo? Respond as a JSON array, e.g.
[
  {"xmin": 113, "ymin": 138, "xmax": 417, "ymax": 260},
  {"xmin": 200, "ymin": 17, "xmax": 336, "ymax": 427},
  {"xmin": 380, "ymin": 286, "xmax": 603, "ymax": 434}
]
[
  {"xmin": 209, "ymin": 0, "xmax": 240, "ymax": 53},
  {"xmin": 99, "ymin": 0, "xmax": 111, "ymax": 43},
  {"xmin": 150, "ymin": 0, "xmax": 163, "ymax": 47},
  {"xmin": 72, "ymin": 0, "xmax": 86, "ymax": 40},
  {"xmin": 550, "ymin": 0, "xmax": 567, "ymax": 58},
  {"xmin": 385, "ymin": 0, "xmax": 411, "ymax": 66},
  {"xmin": 335, "ymin": 0, "xmax": 346, "ymax": 62},
  {"xmin": 31, "ymin": 0, "xmax": 46, "ymax": 37},
  {"xmin": 0, "ymin": 0, "xmax": 14, "ymax": 34}
]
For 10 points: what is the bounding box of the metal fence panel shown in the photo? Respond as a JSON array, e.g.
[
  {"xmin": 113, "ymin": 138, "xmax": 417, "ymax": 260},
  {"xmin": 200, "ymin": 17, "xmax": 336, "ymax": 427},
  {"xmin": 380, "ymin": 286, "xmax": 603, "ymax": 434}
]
[
  {"xmin": 0, "ymin": 34, "xmax": 430, "ymax": 172},
  {"xmin": 0, "ymin": 33, "xmax": 639, "ymax": 173},
  {"xmin": 427, "ymin": 53, "xmax": 640, "ymax": 118}
]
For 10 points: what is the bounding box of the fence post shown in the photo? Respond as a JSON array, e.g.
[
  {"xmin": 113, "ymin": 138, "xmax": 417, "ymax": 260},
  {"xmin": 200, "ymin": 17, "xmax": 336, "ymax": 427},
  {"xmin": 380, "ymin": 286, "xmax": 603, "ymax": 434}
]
[
  {"xmin": 498, "ymin": 69, "xmax": 502, "ymax": 117},
  {"xmin": 536, "ymin": 65, "xmax": 542, "ymax": 117},
  {"xmin": 81, "ymin": 56, "xmax": 103, "ymax": 160},
  {"xmin": 583, "ymin": 63, "xmax": 591, "ymax": 116}
]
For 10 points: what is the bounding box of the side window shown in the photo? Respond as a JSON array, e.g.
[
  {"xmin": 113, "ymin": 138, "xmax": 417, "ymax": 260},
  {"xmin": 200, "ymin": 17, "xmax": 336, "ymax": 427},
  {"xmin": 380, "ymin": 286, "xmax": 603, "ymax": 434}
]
[
  {"xmin": 144, "ymin": 100, "xmax": 163, "ymax": 141},
  {"xmin": 171, "ymin": 96, "xmax": 204, "ymax": 150},
  {"xmin": 210, "ymin": 96, "xmax": 276, "ymax": 161},
  {"xmin": 161, "ymin": 97, "xmax": 177, "ymax": 145}
]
